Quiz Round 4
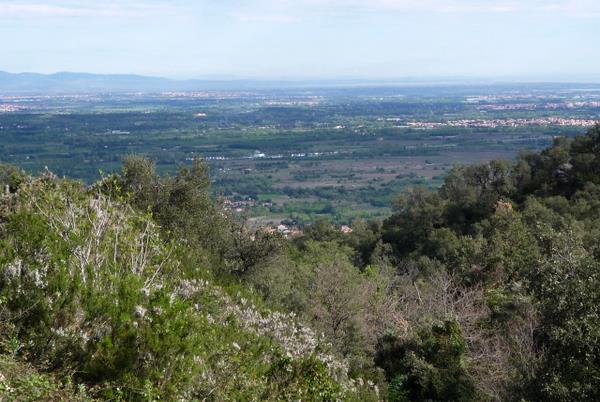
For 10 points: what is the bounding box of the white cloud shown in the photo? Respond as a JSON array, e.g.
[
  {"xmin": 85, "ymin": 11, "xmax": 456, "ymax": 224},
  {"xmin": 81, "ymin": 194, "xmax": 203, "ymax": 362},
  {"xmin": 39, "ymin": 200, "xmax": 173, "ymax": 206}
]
[
  {"xmin": 274, "ymin": 0, "xmax": 600, "ymax": 16},
  {"xmin": 542, "ymin": 0, "xmax": 600, "ymax": 17},
  {"xmin": 369, "ymin": 0, "xmax": 516, "ymax": 13},
  {"xmin": 377, "ymin": 0, "xmax": 600, "ymax": 15},
  {"xmin": 290, "ymin": 0, "xmax": 519, "ymax": 13},
  {"xmin": 2, "ymin": 0, "xmax": 599, "ymax": 20},
  {"xmin": 0, "ymin": 1, "xmax": 170, "ymax": 18},
  {"xmin": 0, "ymin": 4, "xmax": 96, "ymax": 17},
  {"xmin": 232, "ymin": 13, "xmax": 298, "ymax": 23}
]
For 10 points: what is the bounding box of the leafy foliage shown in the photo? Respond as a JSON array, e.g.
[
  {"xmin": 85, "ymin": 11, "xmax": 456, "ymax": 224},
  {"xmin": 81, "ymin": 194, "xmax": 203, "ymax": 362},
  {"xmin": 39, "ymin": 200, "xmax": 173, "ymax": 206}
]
[
  {"xmin": 375, "ymin": 320, "xmax": 475, "ymax": 402},
  {"xmin": 0, "ymin": 169, "xmax": 370, "ymax": 400},
  {"xmin": 2, "ymin": 124, "xmax": 600, "ymax": 401}
]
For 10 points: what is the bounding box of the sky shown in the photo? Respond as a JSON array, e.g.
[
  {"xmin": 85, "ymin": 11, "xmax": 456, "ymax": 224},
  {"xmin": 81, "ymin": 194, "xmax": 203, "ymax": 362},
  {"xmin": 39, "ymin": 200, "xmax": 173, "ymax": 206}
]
[{"xmin": 1, "ymin": 0, "xmax": 600, "ymax": 80}]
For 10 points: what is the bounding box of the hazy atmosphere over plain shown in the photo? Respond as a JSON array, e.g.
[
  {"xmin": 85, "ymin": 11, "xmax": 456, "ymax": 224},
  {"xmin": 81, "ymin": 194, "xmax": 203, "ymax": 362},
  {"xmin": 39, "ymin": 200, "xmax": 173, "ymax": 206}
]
[{"xmin": 1, "ymin": 0, "xmax": 600, "ymax": 79}]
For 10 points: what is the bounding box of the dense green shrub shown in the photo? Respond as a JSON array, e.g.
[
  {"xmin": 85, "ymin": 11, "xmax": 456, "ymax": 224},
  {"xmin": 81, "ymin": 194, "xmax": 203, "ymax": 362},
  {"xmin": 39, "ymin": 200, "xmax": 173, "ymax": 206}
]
[
  {"xmin": 0, "ymin": 173, "xmax": 370, "ymax": 400},
  {"xmin": 375, "ymin": 321, "xmax": 475, "ymax": 402}
]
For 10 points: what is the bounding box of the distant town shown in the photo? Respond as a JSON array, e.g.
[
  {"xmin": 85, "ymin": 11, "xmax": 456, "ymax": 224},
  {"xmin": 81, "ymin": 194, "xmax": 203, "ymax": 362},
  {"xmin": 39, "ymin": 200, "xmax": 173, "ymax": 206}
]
[{"xmin": 405, "ymin": 117, "xmax": 597, "ymax": 129}]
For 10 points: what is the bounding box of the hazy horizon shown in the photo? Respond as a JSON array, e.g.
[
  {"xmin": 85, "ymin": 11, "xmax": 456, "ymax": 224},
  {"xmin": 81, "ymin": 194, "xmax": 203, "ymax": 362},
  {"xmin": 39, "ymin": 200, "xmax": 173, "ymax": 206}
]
[
  {"xmin": 2, "ymin": 1, "xmax": 600, "ymax": 80},
  {"xmin": 2, "ymin": 70, "xmax": 600, "ymax": 84}
]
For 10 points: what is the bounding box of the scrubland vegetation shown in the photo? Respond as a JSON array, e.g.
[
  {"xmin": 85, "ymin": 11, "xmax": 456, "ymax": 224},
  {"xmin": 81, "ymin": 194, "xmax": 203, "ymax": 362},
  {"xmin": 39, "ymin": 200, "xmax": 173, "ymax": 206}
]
[{"xmin": 1, "ymin": 124, "xmax": 600, "ymax": 401}]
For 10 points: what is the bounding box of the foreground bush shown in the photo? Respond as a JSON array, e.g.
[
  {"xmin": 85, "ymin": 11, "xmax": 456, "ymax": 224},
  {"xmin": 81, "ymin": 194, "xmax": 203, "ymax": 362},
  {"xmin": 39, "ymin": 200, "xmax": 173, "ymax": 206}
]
[{"xmin": 0, "ymin": 172, "xmax": 373, "ymax": 400}]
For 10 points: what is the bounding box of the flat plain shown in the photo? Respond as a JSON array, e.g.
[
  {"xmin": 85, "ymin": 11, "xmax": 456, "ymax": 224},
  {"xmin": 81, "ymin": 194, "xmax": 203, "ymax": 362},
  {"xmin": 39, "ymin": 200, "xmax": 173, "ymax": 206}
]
[{"xmin": 1, "ymin": 83, "xmax": 598, "ymax": 224}]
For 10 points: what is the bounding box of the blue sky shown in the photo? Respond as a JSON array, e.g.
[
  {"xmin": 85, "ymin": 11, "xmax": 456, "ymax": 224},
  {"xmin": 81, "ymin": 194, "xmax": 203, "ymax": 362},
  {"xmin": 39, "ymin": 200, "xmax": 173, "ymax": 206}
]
[{"xmin": 1, "ymin": 0, "xmax": 599, "ymax": 80}]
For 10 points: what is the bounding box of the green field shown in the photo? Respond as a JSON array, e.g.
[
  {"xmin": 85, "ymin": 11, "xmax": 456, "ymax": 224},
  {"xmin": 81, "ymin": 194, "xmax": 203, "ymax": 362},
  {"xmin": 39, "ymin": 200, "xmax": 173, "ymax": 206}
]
[{"xmin": 1, "ymin": 84, "xmax": 598, "ymax": 224}]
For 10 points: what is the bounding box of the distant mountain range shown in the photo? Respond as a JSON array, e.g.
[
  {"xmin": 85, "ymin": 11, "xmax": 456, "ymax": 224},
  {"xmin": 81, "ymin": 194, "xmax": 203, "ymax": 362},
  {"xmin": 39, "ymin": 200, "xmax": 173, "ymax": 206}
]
[
  {"xmin": 1, "ymin": 71, "xmax": 458, "ymax": 94},
  {"xmin": 0, "ymin": 71, "xmax": 307, "ymax": 93},
  {"xmin": 1, "ymin": 71, "xmax": 600, "ymax": 94}
]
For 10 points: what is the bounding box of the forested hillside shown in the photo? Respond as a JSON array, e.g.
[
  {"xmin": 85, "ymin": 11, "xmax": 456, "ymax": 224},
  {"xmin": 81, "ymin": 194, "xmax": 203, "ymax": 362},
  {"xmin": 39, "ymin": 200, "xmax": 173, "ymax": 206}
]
[{"xmin": 1, "ymin": 125, "xmax": 600, "ymax": 401}]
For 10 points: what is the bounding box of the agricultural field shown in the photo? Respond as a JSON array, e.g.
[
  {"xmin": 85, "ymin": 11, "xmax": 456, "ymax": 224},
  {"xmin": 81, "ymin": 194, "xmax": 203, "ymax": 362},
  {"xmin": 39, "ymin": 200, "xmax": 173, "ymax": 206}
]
[{"xmin": 1, "ymin": 83, "xmax": 599, "ymax": 224}]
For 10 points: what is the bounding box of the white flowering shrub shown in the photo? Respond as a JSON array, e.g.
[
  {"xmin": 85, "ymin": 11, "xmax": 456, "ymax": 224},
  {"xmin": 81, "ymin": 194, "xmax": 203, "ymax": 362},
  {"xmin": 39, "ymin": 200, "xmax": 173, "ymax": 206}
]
[{"xmin": 0, "ymin": 174, "xmax": 375, "ymax": 401}]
